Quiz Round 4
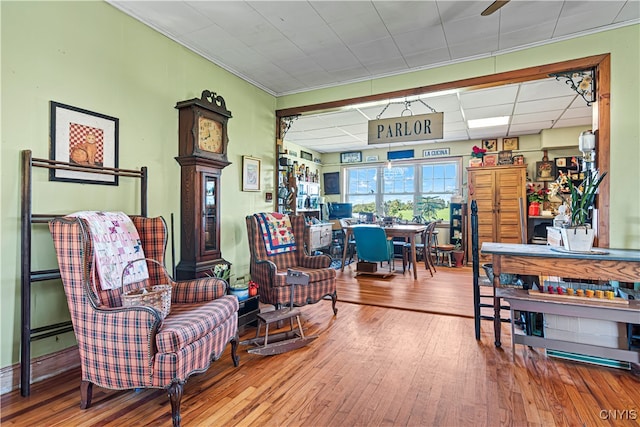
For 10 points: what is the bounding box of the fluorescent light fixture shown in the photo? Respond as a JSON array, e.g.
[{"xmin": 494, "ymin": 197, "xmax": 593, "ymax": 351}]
[{"xmin": 468, "ymin": 116, "xmax": 510, "ymax": 129}]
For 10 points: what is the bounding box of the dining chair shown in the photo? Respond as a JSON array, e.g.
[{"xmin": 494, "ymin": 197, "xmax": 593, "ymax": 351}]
[
  {"xmin": 352, "ymin": 226, "xmax": 395, "ymax": 277},
  {"xmin": 405, "ymin": 220, "xmax": 439, "ymax": 276}
]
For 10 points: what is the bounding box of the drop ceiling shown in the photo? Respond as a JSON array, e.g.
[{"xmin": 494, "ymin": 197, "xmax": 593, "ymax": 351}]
[{"xmin": 107, "ymin": 1, "xmax": 639, "ymax": 152}]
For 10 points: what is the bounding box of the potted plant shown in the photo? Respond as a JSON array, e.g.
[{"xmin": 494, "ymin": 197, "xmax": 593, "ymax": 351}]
[
  {"xmin": 452, "ymin": 238, "xmax": 465, "ymax": 267},
  {"xmin": 548, "ymin": 168, "xmax": 607, "ymax": 251}
]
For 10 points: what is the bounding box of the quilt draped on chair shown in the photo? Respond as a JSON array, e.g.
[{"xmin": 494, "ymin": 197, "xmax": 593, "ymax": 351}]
[
  {"xmin": 254, "ymin": 212, "xmax": 297, "ymax": 255},
  {"xmin": 69, "ymin": 211, "xmax": 149, "ymax": 290}
]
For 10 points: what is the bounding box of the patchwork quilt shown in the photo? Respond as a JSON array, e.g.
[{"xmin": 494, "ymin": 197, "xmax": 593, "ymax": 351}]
[
  {"xmin": 69, "ymin": 211, "xmax": 149, "ymax": 290},
  {"xmin": 255, "ymin": 212, "xmax": 297, "ymax": 256}
]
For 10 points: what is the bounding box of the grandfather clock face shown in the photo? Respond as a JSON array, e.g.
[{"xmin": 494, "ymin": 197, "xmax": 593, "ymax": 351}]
[{"xmin": 198, "ymin": 116, "xmax": 223, "ymax": 154}]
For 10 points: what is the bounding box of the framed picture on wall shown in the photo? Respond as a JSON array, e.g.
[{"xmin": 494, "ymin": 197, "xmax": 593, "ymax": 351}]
[
  {"xmin": 340, "ymin": 151, "xmax": 362, "ymax": 163},
  {"xmin": 242, "ymin": 156, "xmax": 261, "ymax": 191},
  {"xmin": 482, "ymin": 139, "xmax": 498, "ymax": 152},
  {"xmin": 323, "ymin": 172, "xmax": 340, "ymax": 195},
  {"xmin": 503, "ymin": 137, "xmax": 519, "ymax": 150},
  {"xmin": 49, "ymin": 101, "xmax": 119, "ymax": 185},
  {"xmin": 536, "ymin": 160, "xmax": 555, "ymax": 181}
]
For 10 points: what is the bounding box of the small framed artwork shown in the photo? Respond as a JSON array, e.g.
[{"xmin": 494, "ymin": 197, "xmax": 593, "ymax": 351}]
[
  {"xmin": 365, "ymin": 155, "xmax": 379, "ymax": 162},
  {"xmin": 340, "ymin": 151, "xmax": 362, "ymax": 163},
  {"xmin": 265, "ymin": 192, "xmax": 273, "ymax": 202},
  {"xmin": 300, "ymin": 150, "xmax": 313, "ymax": 161},
  {"xmin": 323, "ymin": 172, "xmax": 340, "ymax": 195},
  {"xmin": 498, "ymin": 150, "xmax": 513, "ymax": 165},
  {"xmin": 536, "ymin": 160, "xmax": 555, "ymax": 181},
  {"xmin": 482, "ymin": 139, "xmax": 498, "ymax": 152},
  {"xmin": 242, "ymin": 156, "xmax": 261, "ymax": 191},
  {"xmin": 512, "ymin": 154, "xmax": 524, "ymax": 165},
  {"xmin": 483, "ymin": 154, "xmax": 498, "ymax": 167},
  {"xmin": 503, "ymin": 137, "xmax": 519, "ymax": 151},
  {"xmin": 49, "ymin": 101, "xmax": 119, "ymax": 185},
  {"xmin": 555, "ymin": 157, "xmax": 567, "ymax": 167}
]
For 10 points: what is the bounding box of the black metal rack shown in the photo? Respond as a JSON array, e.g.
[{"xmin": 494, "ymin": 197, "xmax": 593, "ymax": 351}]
[{"xmin": 20, "ymin": 150, "xmax": 147, "ymax": 396}]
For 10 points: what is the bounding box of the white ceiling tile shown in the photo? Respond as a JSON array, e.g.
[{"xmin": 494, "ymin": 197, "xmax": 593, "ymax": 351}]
[
  {"xmin": 616, "ymin": 1, "xmax": 640, "ymax": 22},
  {"xmin": 403, "ymin": 48, "xmax": 452, "ymax": 68},
  {"xmin": 509, "ymin": 121, "xmax": 550, "ymax": 134},
  {"xmin": 498, "ymin": 1, "xmax": 563, "ymax": 34},
  {"xmin": 111, "ymin": 1, "xmax": 212, "ymax": 36},
  {"xmin": 554, "ymin": 2, "xmax": 627, "ymax": 37},
  {"xmin": 511, "ymin": 111, "xmax": 564, "ymax": 125},
  {"xmin": 392, "ymin": 25, "xmax": 448, "ymax": 56},
  {"xmin": 554, "ymin": 117, "xmax": 594, "ymax": 128},
  {"xmin": 515, "ymin": 96, "xmax": 575, "ymax": 115},
  {"xmin": 460, "ymin": 85, "xmax": 518, "ymax": 109},
  {"xmin": 464, "ymin": 104, "xmax": 514, "ymax": 120},
  {"xmin": 351, "ymin": 37, "xmax": 404, "ymax": 65},
  {"xmin": 468, "ymin": 126, "xmax": 509, "ymax": 139},
  {"xmin": 442, "ymin": 15, "xmax": 499, "ymax": 45},
  {"xmin": 561, "ymin": 107, "xmax": 592, "ymax": 120},
  {"xmin": 517, "ymin": 79, "xmax": 575, "ymax": 102}
]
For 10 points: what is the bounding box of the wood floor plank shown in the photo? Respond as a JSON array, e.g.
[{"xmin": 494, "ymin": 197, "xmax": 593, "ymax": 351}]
[{"xmin": 2, "ymin": 267, "xmax": 639, "ymax": 426}]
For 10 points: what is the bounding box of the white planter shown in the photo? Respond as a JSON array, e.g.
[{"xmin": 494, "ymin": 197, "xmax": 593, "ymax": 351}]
[{"xmin": 560, "ymin": 227, "xmax": 595, "ymax": 252}]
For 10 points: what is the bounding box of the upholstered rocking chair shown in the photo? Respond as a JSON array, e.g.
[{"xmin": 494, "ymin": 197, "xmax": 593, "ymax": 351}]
[
  {"xmin": 49, "ymin": 214, "xmax": 240, "ymax": 427},
  {"xmin": 245, "ymin": 213, "xmax": 337, "ymax": 315}
]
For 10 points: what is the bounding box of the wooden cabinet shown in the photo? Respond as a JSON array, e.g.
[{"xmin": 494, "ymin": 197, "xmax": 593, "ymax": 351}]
[
  {"xmin": 467, "ymin": 165, "xmax": 527, "ymax": 262},
  {"xmin": 306, "ymin": 223, "xmax": 332, "ymax": 252}
]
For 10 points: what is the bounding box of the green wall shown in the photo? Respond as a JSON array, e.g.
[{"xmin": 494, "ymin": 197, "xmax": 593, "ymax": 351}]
[
  {"xmin": 278, "ymin": 25, "xmax": 640, "ymax": 250},
  {"xmin": 1, "ymin": 1, "xmax": 638, "ymax": 374},
  {"xmin": 1, "ymin": 2, "xmax": 276, "ymax": 368}
]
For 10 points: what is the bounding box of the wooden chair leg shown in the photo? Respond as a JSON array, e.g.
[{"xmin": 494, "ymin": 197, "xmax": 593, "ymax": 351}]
[
  {"xmin": 230, "ymin": 335, "xmax": 240, "ymax": 367},
  {"xmin": 167, "ymin": 381, "xmax": 184, "ymax": 427},
  {"xmin": 80, "ymin": 380, "xmax": 93, "ymax": 409}
]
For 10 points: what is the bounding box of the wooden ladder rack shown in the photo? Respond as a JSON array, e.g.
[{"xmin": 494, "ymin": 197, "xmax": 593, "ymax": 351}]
[{"xmin": 20, "ymin": 150, "xmax": 147, "ymax": 396}]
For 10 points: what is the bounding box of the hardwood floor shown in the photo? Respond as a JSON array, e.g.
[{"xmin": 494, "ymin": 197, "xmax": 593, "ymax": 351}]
[
  {"xmin": 2, "ymin": 268, "xmax": 638, "ymax": 426},
  {"xmin": 336, "ymin": 264, "xmax": 476, "ymax": 318}
]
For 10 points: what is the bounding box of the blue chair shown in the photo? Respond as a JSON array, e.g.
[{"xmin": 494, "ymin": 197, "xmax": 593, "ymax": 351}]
[{"xmin": 352, "ymin": 226, "xmax": 395, "ymax": 277}]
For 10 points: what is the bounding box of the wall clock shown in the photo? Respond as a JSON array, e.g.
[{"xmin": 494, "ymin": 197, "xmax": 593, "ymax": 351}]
[{"xmin": 198, "ymin": 116, "xmax": 223, "ymax": 154}]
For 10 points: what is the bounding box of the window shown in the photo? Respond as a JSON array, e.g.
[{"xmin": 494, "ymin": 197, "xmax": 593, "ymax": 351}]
[{"xmin": 344, "ymin": 157, "xmax": 462, "ymax": 221}]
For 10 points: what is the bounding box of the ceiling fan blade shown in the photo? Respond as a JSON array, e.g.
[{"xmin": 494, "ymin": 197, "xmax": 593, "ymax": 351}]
[{"xmin": 481, "ymin": 0, "xmax": 510, "ymax": 16}]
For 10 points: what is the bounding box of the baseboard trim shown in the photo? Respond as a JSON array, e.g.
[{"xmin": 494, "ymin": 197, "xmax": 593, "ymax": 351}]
[{"xmin": 0, "ymin": 346, "xmax": 80, "ymax": 395}]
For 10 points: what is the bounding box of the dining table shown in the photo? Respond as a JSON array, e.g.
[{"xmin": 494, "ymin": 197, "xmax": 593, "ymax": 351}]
[{"xmin": 340, "ymin": 223, "xmax": 427, "ymax": 280}]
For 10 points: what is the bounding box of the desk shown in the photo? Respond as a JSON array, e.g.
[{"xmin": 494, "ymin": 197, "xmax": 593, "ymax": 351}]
[
  {"xmin": 497, "ymin": 288, "xmax": 640, "ymax": 364},
  {"xmin": 341, "ymin": 224, "xmax": 426, "ymax": 280},
  {"xmin": 481, "ymin": 242, "xmax": 640, "ymax": 347}
]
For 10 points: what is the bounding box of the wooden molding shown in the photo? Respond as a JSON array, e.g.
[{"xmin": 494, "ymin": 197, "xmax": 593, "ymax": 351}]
[{"xmin": 0, "ymin": 346, "xmax": 80, "ymax": 395}]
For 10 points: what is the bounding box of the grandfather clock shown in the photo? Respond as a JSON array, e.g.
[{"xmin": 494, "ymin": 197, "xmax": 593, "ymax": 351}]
[{"xmin": 175, "ymin": 90, "xmax": 232, "ymax": 280}]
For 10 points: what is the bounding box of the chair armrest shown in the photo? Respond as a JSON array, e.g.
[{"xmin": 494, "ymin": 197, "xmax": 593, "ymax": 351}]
[
  {"xmin": 299, "ymin": 253, "xmax": 332, "ymax": 269},
  {"xmin": 172, "ymin": 277, "xmax": 228, "ymax": 303},
  {"xmin": 77, "ymin": 305, "xmax": 162, "ymax": 388}
]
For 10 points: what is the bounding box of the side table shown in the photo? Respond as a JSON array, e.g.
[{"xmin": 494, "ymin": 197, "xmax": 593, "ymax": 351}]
[{"xmin": 237, "ymin": 295, "xmax": 259, "ymax": 332}]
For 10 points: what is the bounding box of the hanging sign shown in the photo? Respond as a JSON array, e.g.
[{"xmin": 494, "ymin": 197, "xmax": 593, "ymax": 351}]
[
  {"xmin": 423, "ymin": 148, "xmax": 450, "ymax": 157},
  {"xmin": 368, "ymin": 112, "xmax": 443, "ymax": 144}
]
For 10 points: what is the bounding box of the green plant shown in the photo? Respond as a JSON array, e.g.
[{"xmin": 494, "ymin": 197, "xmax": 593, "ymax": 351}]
[
  {"xmin": 206, "ymin": 263, "xmax": 231, "ymax": 282},
  {"xmin": 567, "ymin": 169, "xmax": 607, "ymax": 227}
]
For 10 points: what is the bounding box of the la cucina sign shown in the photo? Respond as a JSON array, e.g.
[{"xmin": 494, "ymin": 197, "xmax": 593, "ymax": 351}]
[{"xmin": 368, "ymin": 112, "xmax": 443, "ymax": 145}]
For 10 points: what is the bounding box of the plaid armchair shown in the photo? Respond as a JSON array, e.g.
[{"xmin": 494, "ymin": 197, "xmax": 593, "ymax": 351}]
[
  {"xmin": 49, "ymin": 215, "xmax": 239, "ymax": 427},
  {"xmin": 246, "ymin": 213, "xmax": 337, "ymax": 314}
]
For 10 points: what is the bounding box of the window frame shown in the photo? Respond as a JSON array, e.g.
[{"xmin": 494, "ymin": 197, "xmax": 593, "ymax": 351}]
[{"xmin": 342, "ymin": 156, "xmax": 463, "ymax": 221}]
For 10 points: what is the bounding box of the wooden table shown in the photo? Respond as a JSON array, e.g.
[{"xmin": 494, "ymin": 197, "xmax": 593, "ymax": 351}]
[
  {"xmin": 481, "ymin": 242, "xmax": 640, "ymax": 347},
  {"xmin": 341, "ymin": 224, "xmax": 427, "ymax": 280}
]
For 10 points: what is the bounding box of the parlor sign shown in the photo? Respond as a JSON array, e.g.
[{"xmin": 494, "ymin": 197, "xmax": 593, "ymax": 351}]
[{"xmin": 368, "ymin": 112, "xmax": 444, "ymax": 144}]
